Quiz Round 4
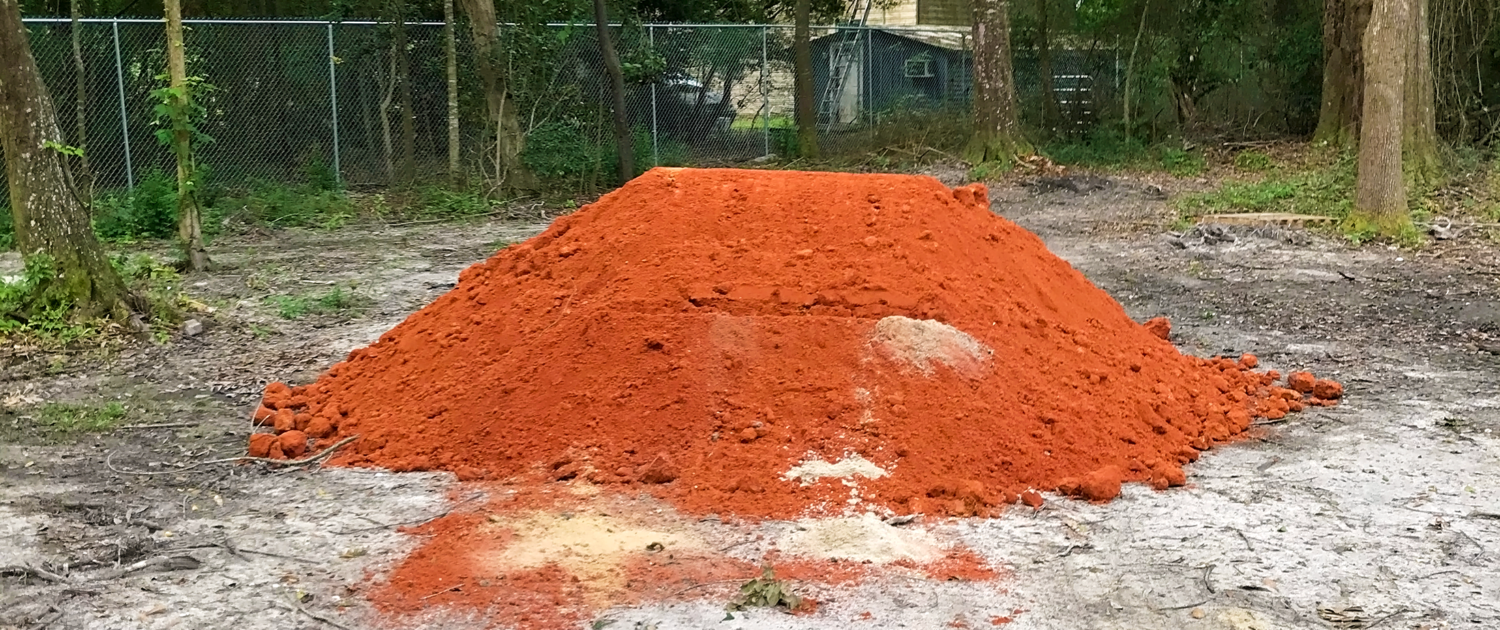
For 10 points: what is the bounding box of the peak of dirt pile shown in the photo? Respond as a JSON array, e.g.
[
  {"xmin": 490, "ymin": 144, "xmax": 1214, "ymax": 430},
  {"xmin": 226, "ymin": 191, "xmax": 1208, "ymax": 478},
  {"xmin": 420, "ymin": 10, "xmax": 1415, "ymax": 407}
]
[{"xmin": 250, "ymin": 167, "xmax": 1338, "ymax": 518}]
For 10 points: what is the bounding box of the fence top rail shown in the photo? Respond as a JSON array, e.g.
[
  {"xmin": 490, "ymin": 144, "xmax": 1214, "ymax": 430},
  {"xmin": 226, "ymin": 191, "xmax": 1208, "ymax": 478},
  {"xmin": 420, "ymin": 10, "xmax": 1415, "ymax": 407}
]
[{"xmin": 18, "ymin": 17, "xmax": 969, "ymax": 31}]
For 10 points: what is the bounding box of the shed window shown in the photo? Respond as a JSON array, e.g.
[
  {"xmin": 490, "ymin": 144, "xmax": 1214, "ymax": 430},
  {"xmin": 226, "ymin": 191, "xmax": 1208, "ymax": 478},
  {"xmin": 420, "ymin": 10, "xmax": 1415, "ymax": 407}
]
[{"xmin": 904, "ymin": 54, "xmax": 934, "ymax": 78}]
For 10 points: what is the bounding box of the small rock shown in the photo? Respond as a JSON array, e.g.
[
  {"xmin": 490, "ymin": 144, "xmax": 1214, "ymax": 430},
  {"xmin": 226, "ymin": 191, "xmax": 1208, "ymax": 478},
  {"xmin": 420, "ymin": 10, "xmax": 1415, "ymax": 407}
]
[
  {"xmin": 278, "ymin": 430, "xmax": 309, "ymax": 458},
  {"xmin": 1287, "ymin": 371, "xmax": 1317, "ymax": 393},
  {"xmin": 1190, "ymin": 607, "xmax": 1206, "ymax": 619},
  {"xmin": 1142, "ymin": 317, "xmax": 1172, "ymax": 341},
  {"xmin": 1312, "ymin": 379, "xmax": 1343, "ymax": 400},
  {"xmin": 1019, "ymin": 490, "xmax": 1044, "ymax": 508},
  {"xmin": 247, "ymin": 433, "xmax": 276, "ymax": 458},
  {"xmin": 183, "ymin": 319, "xmax": 204, "ymax": 336}
]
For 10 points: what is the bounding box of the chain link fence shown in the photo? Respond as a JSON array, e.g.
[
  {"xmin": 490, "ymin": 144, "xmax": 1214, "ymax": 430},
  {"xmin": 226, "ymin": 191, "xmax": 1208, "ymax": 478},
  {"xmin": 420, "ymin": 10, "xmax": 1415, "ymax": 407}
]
[{"xmin": 5, "ymin": 19, "xmax": 1125, "ymax": 202}]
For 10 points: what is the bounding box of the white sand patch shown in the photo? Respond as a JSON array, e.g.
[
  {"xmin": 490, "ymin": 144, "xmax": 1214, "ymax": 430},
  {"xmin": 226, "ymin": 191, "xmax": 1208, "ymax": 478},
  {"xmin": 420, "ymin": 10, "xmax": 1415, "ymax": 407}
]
[
  {"xmin": 778, "ymin": 513, "xmax": 941, "ymax": 564},
  {"xmin": 475, "ymin": 512, "xmax": 700, "ymax": 603},
  {"xmin": 870, "ymin": 316, "xmax": 992, "ymax": 376},
  {"xmin": 783, "ymin": 454, "xmax": 888, "ymax": 486}
]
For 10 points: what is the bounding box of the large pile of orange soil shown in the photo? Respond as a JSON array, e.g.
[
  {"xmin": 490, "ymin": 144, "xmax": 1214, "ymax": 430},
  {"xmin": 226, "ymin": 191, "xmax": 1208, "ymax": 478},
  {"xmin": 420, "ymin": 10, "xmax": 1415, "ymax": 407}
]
[{"xmin": 247, "ymin": 168, "xmax": 1339, "ymax": 518}]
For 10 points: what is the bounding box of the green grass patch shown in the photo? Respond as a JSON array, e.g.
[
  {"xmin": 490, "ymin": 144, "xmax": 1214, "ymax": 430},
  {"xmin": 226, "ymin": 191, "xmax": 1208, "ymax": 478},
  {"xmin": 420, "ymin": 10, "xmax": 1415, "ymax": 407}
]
[
  {"xmin": 37, "ymin": 401, "xmax": 127, "ymax": 435},
  {"xmin": 1174, "ymin": 153, "xmax": 1356, "ymax": 220},
  {"xmin": 266, "ymin": 286, "xmax": 366, "ymax": 319},
  {"xmin": 1233, "ymin": 150, "xmax": 1275, "ymax": 172},
  {"xmin": 1, "ymin": 401, "xmax": 130, "ymax": 442}
]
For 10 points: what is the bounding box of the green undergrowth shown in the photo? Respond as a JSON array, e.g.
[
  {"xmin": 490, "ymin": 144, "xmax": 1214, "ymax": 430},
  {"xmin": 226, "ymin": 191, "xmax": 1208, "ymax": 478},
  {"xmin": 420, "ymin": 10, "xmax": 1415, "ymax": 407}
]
[
  {"xmin": 265, "ymin": 285, "xmax": 367, "ymax": 319},
  {"xmin": 1, "ymin": 252, "xmax": 188, "ymax": 346},
  {"xmin": 1040, "ymin": 130, "xmax": 1207, "ymax": 176},
  {"xmin": 1, "ymin": 401, "xmax": 129, "ymax": 443},
  {"xmin": 1172, "ymin": 150, "xmax": 1433, "ymax": 245},
  {"xmin": 1174, "ymin": 152, "xmax": 1356, "ymax": 220}
]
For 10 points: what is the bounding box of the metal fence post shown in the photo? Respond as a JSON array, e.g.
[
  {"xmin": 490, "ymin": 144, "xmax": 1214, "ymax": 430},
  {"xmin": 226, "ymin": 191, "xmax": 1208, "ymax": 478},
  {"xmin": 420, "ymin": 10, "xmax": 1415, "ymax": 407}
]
[
  {"xmin": 649, "ymin": 24, "xmax": 658, "ymax": 166},
  {"xmin": 111, "ymin": 19, "xmax": 134, "ymax": 190},
  {"xmin": 326, "ymin": 22, "xmax": 342, "ymax": 182},
  {"xmin": 761, "ymin": 25, "xmax": 769, "ymax": 158}
]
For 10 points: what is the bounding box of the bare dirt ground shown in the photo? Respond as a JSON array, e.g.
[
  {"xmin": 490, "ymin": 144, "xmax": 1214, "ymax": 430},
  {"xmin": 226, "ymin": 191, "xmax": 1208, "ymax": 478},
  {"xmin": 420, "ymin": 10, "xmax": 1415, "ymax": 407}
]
[{"xmin": 2, "ymin": 174, "xmax": 1498, "ymax": 630}]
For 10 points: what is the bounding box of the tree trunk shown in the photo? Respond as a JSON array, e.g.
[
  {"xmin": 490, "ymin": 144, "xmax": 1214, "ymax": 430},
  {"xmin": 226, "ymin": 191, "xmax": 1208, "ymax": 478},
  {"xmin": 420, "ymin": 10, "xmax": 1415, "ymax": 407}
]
[
  {"xmin": 0, "ymin": 0, "xmax": 130, "ymax": 320},
  {"xmin": 592, "ymin": 0, "xmax": 633, "ymax": 184},
  {"xmin": 458, "ymin": 0, "xmax": 534, "ymax": 192},
  {"xmin": 1402, "ymin": 0, "xmax": 1439, "ymax": 187},
  {"xmin": 1123, "ymin": 0, "xmax": 1149, "ymax": 138},
  {"xmin": 966, "ymin": 0, "xmax": 1031, "ymax": 164},
  {"xmin": 1035, "ymin": 0, "xmax": 1061, "ymax": 133},
  {"xmin": 164, "ymin": 0, "xmax": 209, "ymax": 271},
  {"xmin": 70, "ymin": 0, "xmax": 93, "ymax": 201},
  {"xmin": 1314, "ymin": 0, "xmax": 1372, "ymax": 146},
  {"xmin": 393, "ymin": 0, "xmax": 416, "ymax": 183},
  {"xmin": 444, "ymin": 0, "xmax": 460, "ymax": 183},
  {"xmin": 793, "ymin": 0, "xmax": 819, "ymax": 158},
  {"xmin": 1350, "ymin": 0, "xmax": 1410, "ymax": 236},
  {"xmin": 379, "ymin": 50, "xmax": 396, "ymax": 182}
]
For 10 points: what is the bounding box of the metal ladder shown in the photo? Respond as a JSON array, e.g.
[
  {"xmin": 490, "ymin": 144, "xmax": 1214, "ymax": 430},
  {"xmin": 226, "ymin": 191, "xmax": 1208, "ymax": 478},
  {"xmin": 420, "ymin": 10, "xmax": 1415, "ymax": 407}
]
[{"xmin": 816, "ymin": 0, "xmax": 874, "ymax": 130}]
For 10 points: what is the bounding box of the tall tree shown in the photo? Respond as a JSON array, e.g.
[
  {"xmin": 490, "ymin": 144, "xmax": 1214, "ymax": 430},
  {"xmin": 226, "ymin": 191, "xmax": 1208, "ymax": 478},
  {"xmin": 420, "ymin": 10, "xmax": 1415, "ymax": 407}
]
[
  {"xmin": 392, "ymin": 0, "xmax": 417, "ymax": 182},
  {"xmin": 1035, "ymin": 0, "xmax": 1061, "ymax": 133},
  {"xmin": 164, "ymin": 0, "xmax": 209, "ymax": 270},
  {"xmin": 444, "ymin": 0, "xmax": 460, "ymax": 182},
  {"xmin": 1350, "ymin": 0, "xmax": 1410, "ymax": 236},
  {"xmin": 966, "ymin": 0, "xmax": 1031, "ymax": 164},
  {"xmin": 792, "ymin": 0, "xmax": 819, "ymax": 158},
  {"xmin": 1314, "ymin": 0, "xmax": 1372, "ymax": 145},
  {"xmin": 1, "ymin": 0, "xmax": 131, "ymax": 319},
  {"xmin": 458, "ymin": 0, "xmax": 535, "ymax": 193},
  {"xmin": 592, "ymin": 0, "xmax": 633, "ymax": 183},
  {"xmin": 70, "ymin": 0, "xmax": 93, "ymax": 200},
  {"xmin": 1402, "ymin": 0, "xmax": 1438, "ymax": 186}
]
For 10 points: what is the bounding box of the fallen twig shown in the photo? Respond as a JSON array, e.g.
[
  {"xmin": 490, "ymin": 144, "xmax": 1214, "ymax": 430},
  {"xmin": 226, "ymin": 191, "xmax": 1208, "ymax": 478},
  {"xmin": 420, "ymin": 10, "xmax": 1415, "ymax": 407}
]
[
  {"xmin": 1366, "ymin": 607, "xmax": 1410, "ymax": 629},
  {"xmin": 663, "ymin": 578, "xmax": 752, "ymax": 599},
  {"xmin": 279, "ymin": 601, "xmax": 352, "ymax": 630},
  {"xmin": 25, "ymin": 607, "xmax": 61, "ymax": 630},
  {"xmin": 0, "ymin": 565, "xmax": 69, "ymax": 584},
  {"xmin": 117, "ymin": 422, "xmax": 197, "ymax": 430},
  {"xmin": 105, "ymin": 436, "xmax": 358, "ymax": 476},
  {"xmin": 420, "ymin": 583, "xmax": 464, "ymax": 600},
  {"xmin": 91, "ymin": 555, "xmax": 200, "ymax": 581}
]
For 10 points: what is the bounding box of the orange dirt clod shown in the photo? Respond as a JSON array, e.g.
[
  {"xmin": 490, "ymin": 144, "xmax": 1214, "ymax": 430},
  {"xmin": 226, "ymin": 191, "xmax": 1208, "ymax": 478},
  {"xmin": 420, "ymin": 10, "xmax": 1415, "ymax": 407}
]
[{"xmin": 1142, "ymin": 317, "xmax": 1171, "ymax": 340}]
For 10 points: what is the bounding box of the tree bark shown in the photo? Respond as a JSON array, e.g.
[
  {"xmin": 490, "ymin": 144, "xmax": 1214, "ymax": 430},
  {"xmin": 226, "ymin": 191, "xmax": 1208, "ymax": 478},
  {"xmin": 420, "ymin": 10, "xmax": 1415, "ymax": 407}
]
[
  {"xmin": 0, "ymin": 0, "xmax": 130, "ymax": 320},
  {"xmin": 164, "ymin": 0, "xmax": 209, "ymax": 271},
  {"xmin": 1402, "ymin": 0, "xmax": 1439, "ymax": 187},
  {"xmin": 1123, "ymin": 0, "xmax": 1149, "ymax": 138},
  {"xmin": 70, "ymin": 0, "xmax": 93, "ymax": 201},
  {"xmin": 966, "ymin": 0, "xmax": 1031, "ymax": 164},
  {"xmin": 1351, "ymin": 0, "xmax": 1410, "ymax": 236},
  {"xmin": 592, "ymin": 0, "xmax": 633, "ymax": 184},
  {"xmin": 1035, "ymin": 0, "xmax": 1061, "ymax": 133},
  {"xmin": 458, "ymin": 0, "xmax": 534, "ymax": 192},
  {"xmin": 444, "ymin": 0, "xmax": 460, "ymax": 183},
  {"xmin": 392, "ymin": 0, "xmax": 417, "ymax": 183},
  {"xmin": 1314, "ymin": 0, "xmax": 1372, "ymax": 146},
  {"xmin": 379, "ymin": 49, "xmax": 396, "ymax": 182},
  {"xmin": 793, "ymin": 0, "xmax": 819, "ymax": 158}
]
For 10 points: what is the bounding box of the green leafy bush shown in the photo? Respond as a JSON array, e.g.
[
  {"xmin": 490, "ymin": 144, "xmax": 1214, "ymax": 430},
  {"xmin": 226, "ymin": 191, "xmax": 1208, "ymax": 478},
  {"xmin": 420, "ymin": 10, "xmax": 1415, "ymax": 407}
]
[
  {"xmin": 1160, "ymin": 148, "xmax": 1206, "ymax": 176},
  {"xmin": 0, "ymin": 254, "xmax": 94, "ymax": 341},
  {"xmin": 0, "ymin": 205, "xmax": 13, "ymax": 250},
  {"xmin": 1043, "ymin": 128, "xmax": 1151, "ymax": 167},
  {"xmin": 93, "ymin": 170, "xmax": 179, "ymax": 241},
  {"xmin": 213, "ymin": 181, "xmax": 355, "ymax": 229}
]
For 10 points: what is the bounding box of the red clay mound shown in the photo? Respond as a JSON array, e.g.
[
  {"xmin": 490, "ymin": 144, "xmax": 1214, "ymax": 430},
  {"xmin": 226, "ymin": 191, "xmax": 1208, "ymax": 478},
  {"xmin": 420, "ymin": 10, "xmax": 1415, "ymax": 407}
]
[{"xmin": 251, "ymin": 168, "xmax": 1337, "ymax": 518}]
